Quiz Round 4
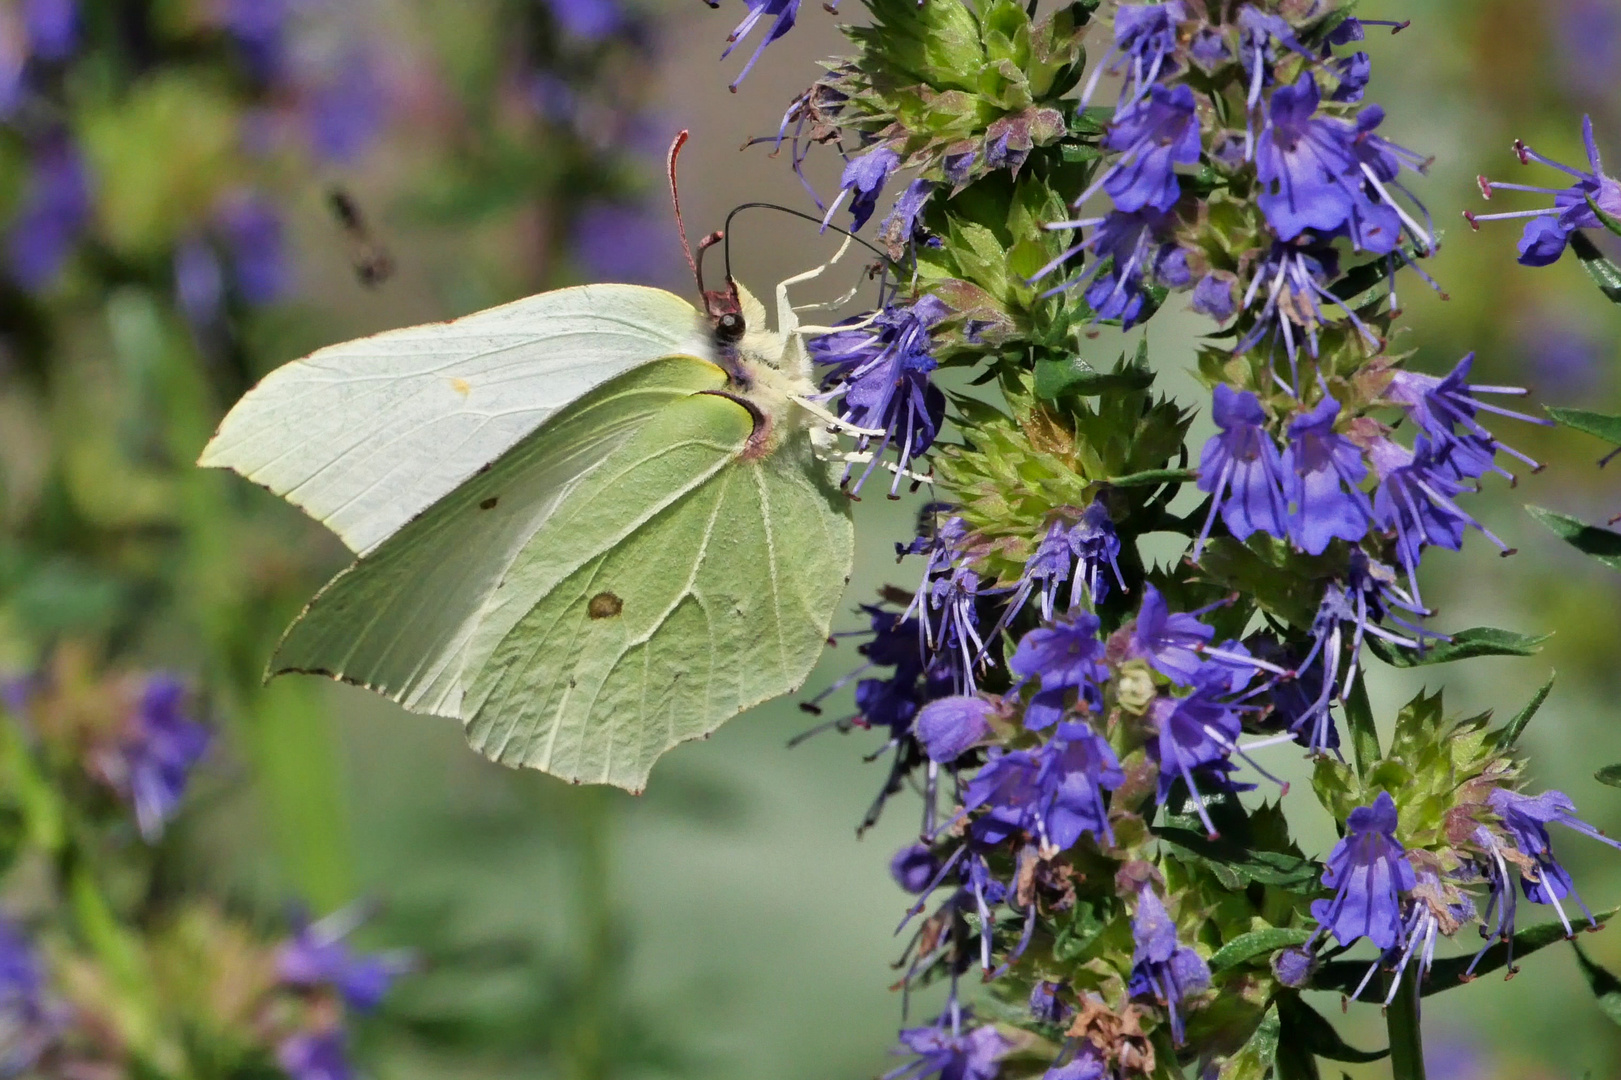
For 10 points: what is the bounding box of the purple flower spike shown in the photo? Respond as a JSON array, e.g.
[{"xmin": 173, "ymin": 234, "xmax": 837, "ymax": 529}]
[
  {"xmin": 1281, "ymin": 395, "xmax": 1372, "ymax": 555},
  {"xmin": 278, "ymin": 1029, "xmax": 351, "ymax": 1080},
  {"xmin": 1309, "ymin": 791, "xmax": 1415, "ymax": 951},
  {"xmin": 1383, "ymin": 353, "xmax": 1553, "ymax": 480},
  {"xmin": 885, "ymin": 1017, "xmax": 1011, "ymax": 1080},
  {"xmin": 1127, "ymin": 887, "xmax": 1210, "ymax": 1045},
  {"xmin": 827, "ymin": 146, "xmax": 901, "ymax": 231},
  {"xmin": 1100, "ymin": 83, "xmax": 1202, "ymax": 214},
  {"xmin": 1195, "ymin": 386, "xmax": 1288, "ymax": 554},
  {"xmin": 914, "ymin": 696, "xmax": 994, "ymax": 763},
  {"xmin": 721, "ymin": 0, "xmax": 802, "ymax": 92},
  {"xmin": 1468, "ymin": 116, "xmax": 1621, "ymax": 267},
  {"xmin": 1128, "ymin": 585, "xmax": 1215, "ymax": 685}
]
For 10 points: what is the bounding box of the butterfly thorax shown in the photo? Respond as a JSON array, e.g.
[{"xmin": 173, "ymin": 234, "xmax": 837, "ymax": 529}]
[{"xmin": 707, "ymin": 280, "xmax": 818, "ymax": 462}]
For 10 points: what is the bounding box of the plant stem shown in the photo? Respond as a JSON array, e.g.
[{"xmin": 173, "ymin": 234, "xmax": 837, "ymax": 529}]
[{"xmin": 1387, "ymin": 966, "xmax": 1427, "ymax": 1080}]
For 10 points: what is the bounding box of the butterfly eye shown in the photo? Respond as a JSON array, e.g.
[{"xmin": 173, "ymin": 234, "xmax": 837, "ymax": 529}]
[{"xmin": 715, "ymin": 311, "xmax": 746, "ymax": 345}]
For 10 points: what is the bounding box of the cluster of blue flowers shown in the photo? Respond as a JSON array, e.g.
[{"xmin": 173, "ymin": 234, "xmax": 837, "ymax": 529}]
[{"xmin": 747, "ymin": 1, "xmax": 1621, "ymax": 1076}]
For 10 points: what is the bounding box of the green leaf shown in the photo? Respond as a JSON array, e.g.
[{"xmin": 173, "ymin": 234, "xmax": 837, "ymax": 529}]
[
  {"xmin": 1032, "ymin": 350, "xmax": 1155, "ymax": 399},
  {"xmin": 1312, "ymin": 907, "xmax": 1618, "ymax": 996},
  {"xmin": 1491, "ymin": 670, "xmax": 1555, "ymax": 751},
  {"xmin": 1546, "ymin": 406, "xmax": 1621, "ymax": 449},
  {"xmin": 1343, "ymin": 673, "xmax": 1380, "ymax": 780},
  {"xmin": 1277, "ymin": 993, "xmax": 1389, "ymax": 1065},
  {"xmin": 1587, "ymin": 193, "xmax": 1621, "ymax": 240},
  {"xmin": 1155, "ymin": 827, "xmax": 1323, "ymax": 891},
  {"xmin": 1368, "ymin": 626, "xmax": 1549, "ymax": 668},
  {"xmin": 1570, "ymin": 231, "xmax": 1621, "ymax": 304},
  {"xmin": 1210, "ymin": 927, "xmax": 1314, "ymax": 972},
  {"xmin": 1596, "ymin": 765, "xmax": 1621, "ymax": 789},
  {"xmin": 1527, "ymin": 505, "xmax": 1621, "ymax": 572},
  {"xmin": 1105, "ymin": 467, "xmax": 1197, "ymax": 489},
  {"xmin": 1219, "ymin": 1006, "xmax": 1281, "ymax": 1080},
  {"xmin": 1572, "ymin": 942, "xmax": 1621, "ymax": 1027}
]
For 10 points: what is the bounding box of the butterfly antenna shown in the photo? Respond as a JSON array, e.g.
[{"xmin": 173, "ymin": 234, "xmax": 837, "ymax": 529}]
[
  {"xmin": 723, "ymin": 202, "xmax": 887, "ymax": 282},
  {"xmin": 668, "ymin": 130, "xmax": 702, "ymax": 289}
]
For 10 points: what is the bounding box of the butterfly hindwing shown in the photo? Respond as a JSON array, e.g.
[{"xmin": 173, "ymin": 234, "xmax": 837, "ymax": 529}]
[{"xmin": 462, "ymin": 392, "xmax": 852, "ymax": 790}]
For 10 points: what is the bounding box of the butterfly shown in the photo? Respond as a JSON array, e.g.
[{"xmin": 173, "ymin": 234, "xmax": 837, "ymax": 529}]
[{"xmin": 199, "ymin": 134, "xmax": 880, "ymax": 792}]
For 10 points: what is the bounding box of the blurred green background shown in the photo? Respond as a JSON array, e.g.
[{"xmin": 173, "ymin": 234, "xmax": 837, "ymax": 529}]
[{"xmin": 3, "ymin": 0, "xmax": 1621, "ymax": 1078}]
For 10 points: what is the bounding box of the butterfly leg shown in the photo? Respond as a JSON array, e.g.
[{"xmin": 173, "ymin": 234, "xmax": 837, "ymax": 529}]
[
  {"xmin": 821, "ymin": 447, "xmax": 934, "ymax": 485},
  {"xmin": 773, "ymin": 234, "xmax": 856, "ymax": 335},
  {"xmin": 791, "ymin": 394, "xmax": 885, "ymax": 438}
]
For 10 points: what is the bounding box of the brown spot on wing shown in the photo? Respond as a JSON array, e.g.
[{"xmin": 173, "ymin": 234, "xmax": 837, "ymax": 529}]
[{"xmin": 588, "ymin": 592, "xmax": 624, "ymax": 619}]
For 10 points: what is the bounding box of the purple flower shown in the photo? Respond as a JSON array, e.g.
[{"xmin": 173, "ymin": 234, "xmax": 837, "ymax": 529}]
[
  {"xmin": 1486, "ymin": 788, "xmax": 1621, "ymax": 936},
  {"xmin": 885, "ymin": 1018, "xmax": 1011, "ymax": 1080},
  {"xmin": 93, "ymin": 676, "xmax": 211, "ymax": 842},
  {"xmin": 828, "ymin": 146, "xmax": 902, "ymax": 231},
  {"xmin": 23, "ymin": 0, "xmax": 75, "ymax": 61},
  {"xmin": 1555, "ymin": 0, "xmax": 1621, "ymax": 103},
  {"xmin": 1044, "ymin": 1048, "xmax": 1107, "ymax": 1080},
  {"xmin": 7, "ymin": 133, "xmax": 91, "ymax": 292},
  {"xmin": 1008, "ymin": 613, "xmax": 1107, "ymax": 730},
  {"xmin": 1254, "ymin": 74, "xmax": 1402, "ymax": 254},
  {"xmin": 1029, "ymin": 980, "xmax": 1071, "ymax": 1025},
  {"xmin": 891, "ymin": 844, "xmax": 938, "ymax": 894},
  {"xmin": 1231, "ymin": 239, "xmax": 1381, "ymax": 393},
  {"xmin": 1309, "ymin": 791, "xmax": 1415, "ymax": 950},
  {"xmin": 1272, "ymin": 945, "xmax": 1314, "ymax": 987},
  {"xmin": 1099, "ymin": 83, "xmax": 1202, "ymax": 214},
  {"xmin": 1347, "ymin": 867, "xmax": 1476, "ymax": 1006},
  {"xmin": 0, "ymin": 916, "xmax": 54, "ymax": 1073},
  {"xmin": 278, "ymin": 1029, "xmax": 351, "ymax": 1080},
  {"xmin": 223, "ymin": 0, "xmax": 290, "ymax": 79},
  {"xmin": 1281, "ymin": 395, "xmax": 1372, "ymax": 555},
  {"xmin": 965, "ymin": 722, "xmax": 1123, "ymax": 850},
  {"xmin": 543, "ymin": 0, "xmax": 624, "ymax": 41},
  {"xmin": 306, "ymin": 47, "xmax": 388, "ymax": 164},
  {"xmin": 1383, "ymin": 353, "xmax": 1552, "ymax": 480},
  {"xmin": 1190, "ymin": 272, "xmax": 1236, "ymax": 322},
  {"xmin": 175, "ymin": 237, "xmax": 226, "ymax": 328},
  {"xmin": 1195, "ymin": 385, "xmax": 1287, "ymax": 554},
  {"xmin": 878, "ymin": 178, "xmax": 935, "ymax": 257},
  {"xmin": 1368, "ymin": 437, "xmax": 1511, "ymax": 606},
  {"xmin": 999, "ymin": 520, "xmax": 1074, "ymax": 630},
  {"xmin": 914, "ymin": 696, "xmax": 994, "ymax": 764},
  {"xmin": 571, "ymin": 202, "xmax": 685, "ymax": 286},
  {"xmin": 279, "ymin": 908, "xmax": 409, "ymax": 1013},
  {"xmin": 217, "ymin": 192, "xmax": 290, "ymax": 305},
  {"xmin": 1078, "ymin": 2, "xmax": 1187, "ymax": 109},
  {"xmin": 1147, "ymin": 683, "xmax": 1247, "ymax": 837},
  {"xmin": 1069, "ymin": 500, "xmax": 1125, "ymax": 607},
  {"xmin": 1188, "ymin": 27, "xmax": 1229, "ymax": 71},
  {"xmin": 1127, "ymin": 585, "xmax": 1214, "ymax": 685},
  {"xmin": 812, "ymin": 296, "xmax": 947, "ymax": 496},
  {"xmin": 1128, "ymin": 887, "xmax": 1210, "ymax": 1045},
  {"xmin": 720, "ymin": 0, "xmax": 801, "ymax": 91},
  {"xmin": 1035, "ymin": 208, "xmax": 1186, "ymax": 329},
  {"xmin": 1468, "ymin": 117, "xmax": 1621, "ymax": 266}
]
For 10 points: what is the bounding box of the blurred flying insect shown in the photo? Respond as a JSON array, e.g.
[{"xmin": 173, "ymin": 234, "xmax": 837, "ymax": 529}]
[
  {"xmin": 328, "ymin": 186, "xmax": 395, "ymax": 288},
  {"xmin": 200, "ymin": 133, "xmax": 892, "ymax": 792}
]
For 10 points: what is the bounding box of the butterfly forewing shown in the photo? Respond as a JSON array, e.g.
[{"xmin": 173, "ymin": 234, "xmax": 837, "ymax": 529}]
[{"xmin": 200, "ymin": 285, "xmax": 710, "ymax": 556}]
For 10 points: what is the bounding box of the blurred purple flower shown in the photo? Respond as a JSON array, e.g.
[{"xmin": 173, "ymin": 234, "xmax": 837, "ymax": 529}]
[
  {"xmin": 7, "ymin": 133, "xmax": 91, "ymax": 292},
  {"xmin": 891, "ymin": 843, "xmax": 938, "ymax": 894},
  {"xmin": 0, "ymin": 916, "xmax": 54, "ymax": 1073},
  {"xmin": 278, "ymin": 1029, "xmax": 351, "ymax": 1080},
  {"xmin": 222, "ymin": 0, "xmax": 291, "ymax": 80},
  {"xmin": 571, "ymin": 201, "xmax": 684, "ymax": 286},
  {"xmin": 174, "ymin": 237, "xmax": 226, "ymax": 327},
  {"xmin": 23, "ymin": 0, "xmax": 76, "ymax": 61},
  {"xmin": 306, "ymin": 47, "xmax": 388, "ymax": 163},
  {"xmin": 543, "ymin": 0, "xmax": 624, "ymax": 40},
  {"xmin": 1555, "ymin": 0, "xmax": 1621, "ymax": 103},
  {"xmin": 1521, "ymin": 322, "xmax": 1602, "ymax": 396},
  {"xmin": 1029, "ymin": 980, "xmax": 1071, "ymax": 1025},
  {"xmin": 1043, "ymin": 1049, "xmax": 1106, "ymax": 1080},
  {"xmin": 98, "ymin": 675, "xmax": 211, "ymax": 842},
  {"xmin": 279, "ymin": 908, "xmax": 409, "ymax": 1013},
  {"xmin": 218, "ymin": 192, "xmax": 290, "ymax": 305}
]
